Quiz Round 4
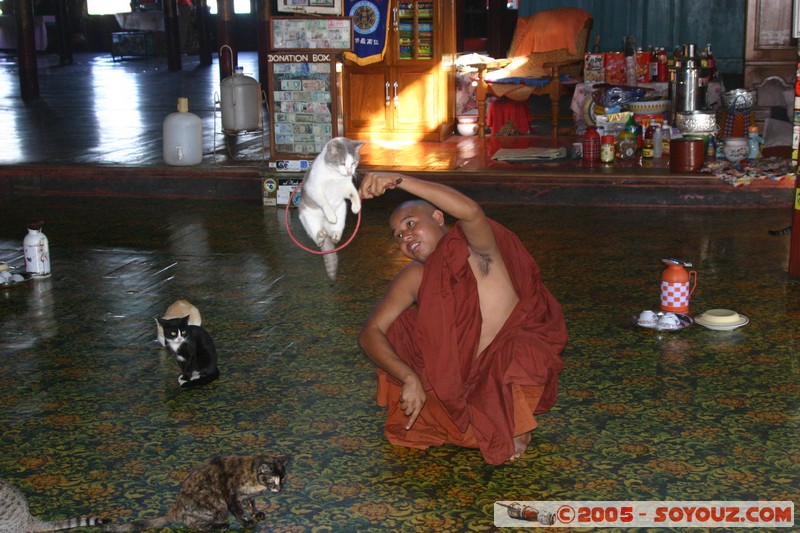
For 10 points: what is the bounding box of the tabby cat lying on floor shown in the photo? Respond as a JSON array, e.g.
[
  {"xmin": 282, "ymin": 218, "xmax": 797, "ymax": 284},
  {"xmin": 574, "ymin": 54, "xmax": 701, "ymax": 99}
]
[
  {"xmin": 0, "ymin": 478, "xmax": 108, "ymax": 532},
  {"xmin": 105, "ymin": 454, "xmax": 289, "ymax": 532}
]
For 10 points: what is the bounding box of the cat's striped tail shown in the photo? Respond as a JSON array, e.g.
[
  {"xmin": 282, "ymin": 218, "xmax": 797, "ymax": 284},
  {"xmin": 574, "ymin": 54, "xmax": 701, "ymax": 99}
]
[
  {"xmin": 322, "ymin": 237, "xmax": 338, "ymax": 282},
  {"xmin": 769, "ymin": 225, "xmax": 792, "ymax": 236},
  {"xmin": 29, "ymin": 516, "xmax": 110, "ymax": 531},
  {"xmin": 103, "ymin": 514, "xmax": 171, "ymax": 532}
]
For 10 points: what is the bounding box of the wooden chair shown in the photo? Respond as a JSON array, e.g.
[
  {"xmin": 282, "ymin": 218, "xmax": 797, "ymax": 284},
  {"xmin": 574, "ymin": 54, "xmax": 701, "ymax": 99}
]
[{"xmin": 476, "ymin": 7, "xmax": 593, "ymax": 140}]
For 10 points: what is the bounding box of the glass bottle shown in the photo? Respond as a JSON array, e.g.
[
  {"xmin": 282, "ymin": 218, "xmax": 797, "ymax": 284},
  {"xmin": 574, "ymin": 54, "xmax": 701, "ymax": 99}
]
[
  {"xmin": 600, "ymin": 135, "xmax": 616, "ymax": 164},
  {"xmin": 618, "ymin": 132, "xmax": 637, "ymax": 160}
]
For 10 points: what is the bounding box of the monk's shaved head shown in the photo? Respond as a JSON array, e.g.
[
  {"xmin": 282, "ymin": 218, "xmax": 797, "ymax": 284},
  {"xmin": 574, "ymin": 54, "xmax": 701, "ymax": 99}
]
[{"xmin": 390, "ymin": 199, "xmax": 436, "ymax": 220}]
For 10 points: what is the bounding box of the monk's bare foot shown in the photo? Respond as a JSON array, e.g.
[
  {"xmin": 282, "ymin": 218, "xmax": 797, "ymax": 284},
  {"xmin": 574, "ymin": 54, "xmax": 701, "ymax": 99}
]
[{"xmin": 508, "ymin": 432, "xmax": 531, "ymax": 462}]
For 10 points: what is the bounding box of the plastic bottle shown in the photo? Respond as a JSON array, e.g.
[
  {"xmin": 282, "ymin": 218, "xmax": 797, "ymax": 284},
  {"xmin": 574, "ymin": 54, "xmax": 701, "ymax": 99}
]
[
  {"xmin": 706, "ymin": 134, "xmax": 716, "ymax": 161},
  {"xmin": 747, "ymin": 126, "xmax": 763, "ymax": 159},
  {"xmin": 653, "ymin": 124, "xmax": 663, "ymax": 158},
  {"xmin": 649, "ymin": 45, "xmax": 658, "ymax": 80},
  {"xmin": 582, "ymin": 126, "xmax": 600, "ymax": 163},
  {"xmin": 600, "ymin": 135, "xmax": 616, "ymax": 164},
  {"xmin": 661, "ymin": 123, "xmax": 672, "ymax": 157},
  {"xmin": 163, "ymin": 97, "xmax": 203, "ymax": 166},
  {"xmin": 220, "ymin": 66, "xmax": 262, "ymax": 132},
  {"xmin": 23, "ymin": 222, "xmax": 51, "ymax": 277},
  {"xmin": 624, "ymin": 35, "xmax": 638, "ymax": 86},
  {"xmin": 656, "ymin": 47, "xmax": 668, "ymax": 82}
]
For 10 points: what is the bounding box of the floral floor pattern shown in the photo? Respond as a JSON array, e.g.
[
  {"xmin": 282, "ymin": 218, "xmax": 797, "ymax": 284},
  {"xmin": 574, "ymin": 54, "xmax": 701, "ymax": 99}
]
[{"xmin": 0, "ymin": 196, "xmax": 798, "ymax": 532}]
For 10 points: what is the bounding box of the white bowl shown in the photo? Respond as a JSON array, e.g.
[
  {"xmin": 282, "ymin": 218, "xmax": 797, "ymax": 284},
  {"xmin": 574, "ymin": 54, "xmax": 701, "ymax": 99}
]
[
  {"xmin": 696, "ymin": 309, "xmax": 741, "ymax": 325},
  {"xmin": 457, "ymin": 122, "xmax": 478, "ymax": 136},
  {"xmin": 722, "ymin": 138, "xmax": 749, "ymax": 163},
  {"xmin": 694, "ymin": 309, "xmax": 749, "ymax": 330}
]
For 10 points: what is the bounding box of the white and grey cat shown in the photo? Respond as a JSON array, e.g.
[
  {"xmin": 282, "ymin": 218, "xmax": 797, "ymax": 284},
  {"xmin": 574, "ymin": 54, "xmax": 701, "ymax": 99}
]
[
  {"xmin": 298, "ymin": 137, "xmax": 365, "ymax": 281},
  {"xmin": 0, "ymin": 478, "xmax": 108, "ymax": 532}
]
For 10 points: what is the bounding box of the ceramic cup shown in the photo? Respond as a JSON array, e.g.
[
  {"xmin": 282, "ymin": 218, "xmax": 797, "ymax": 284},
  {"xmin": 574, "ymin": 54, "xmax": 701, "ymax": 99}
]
[
  {"xmin": 638, "ymin": 310, "xmax": 658, "ymax": 327},
  {"xmin": 657, "ymin": 312, "xmax": 681, "ymax": 329}
]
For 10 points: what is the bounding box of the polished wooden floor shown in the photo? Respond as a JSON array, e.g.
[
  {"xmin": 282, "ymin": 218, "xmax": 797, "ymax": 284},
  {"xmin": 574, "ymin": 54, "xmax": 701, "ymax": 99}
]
[{"xmin": 0, "ymin": 51, "xmax": 793, "ymax": 207}]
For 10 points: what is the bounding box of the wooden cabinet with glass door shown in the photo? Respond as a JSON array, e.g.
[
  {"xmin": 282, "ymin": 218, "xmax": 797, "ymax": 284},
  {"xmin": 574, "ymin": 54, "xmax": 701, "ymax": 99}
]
[{"xmin": 342, "ymin": 0, "xmax": 456, "ymax": 142}]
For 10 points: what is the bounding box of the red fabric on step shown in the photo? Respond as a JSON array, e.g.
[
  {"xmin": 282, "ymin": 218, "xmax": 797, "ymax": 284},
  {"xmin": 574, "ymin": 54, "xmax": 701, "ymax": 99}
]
[{"xmin": 487, "ymin": 98, "xmax": 533, "ymax": 135}]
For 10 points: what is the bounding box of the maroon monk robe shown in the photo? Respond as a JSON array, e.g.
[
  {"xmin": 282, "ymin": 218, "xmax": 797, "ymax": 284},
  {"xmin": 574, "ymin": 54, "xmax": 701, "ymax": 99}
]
[{"xmin": 380, "ymin": 219, "xmax": 568, "ymax": 465}]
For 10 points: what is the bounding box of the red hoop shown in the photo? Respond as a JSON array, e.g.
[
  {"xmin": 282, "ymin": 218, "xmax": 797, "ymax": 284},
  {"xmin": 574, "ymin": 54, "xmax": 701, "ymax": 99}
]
[{"xmin": 283, "ymin": 183, "xmax": 362, "ymax": 255}]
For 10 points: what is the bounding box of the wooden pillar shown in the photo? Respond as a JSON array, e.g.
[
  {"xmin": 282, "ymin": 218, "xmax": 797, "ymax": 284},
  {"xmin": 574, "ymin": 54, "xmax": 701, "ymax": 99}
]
[
  {"xmin": 256, "ymin": 0, "xmax": 270, "ymax": 91},
  {"xmin": 54, "ymin": 0, "xmax": 73, "ymax": 66},
  {"xmin": 163, "ymin": 0, "xmax": 182, "ymax": 71},
  {"xmin": 15, "ymin": 0, "xmax": 39, "ymax": 100},
  {"xmin": 486, "ymin": 0, "xmax": 515, "ymax": 58},
  {"xmin": 195, "ymin": 0, "xmax": 212, "ymax": 66},
  {"xmin": 789, "ymin": 167, "xmax": 800, "ymax": 278},
  {"xmin": 787, "ymin": 45, "xmax": 800, "ymax": 278},
  {"xmin": 216, "ymin": 0, "xmax": 236, "ymax": 80}
]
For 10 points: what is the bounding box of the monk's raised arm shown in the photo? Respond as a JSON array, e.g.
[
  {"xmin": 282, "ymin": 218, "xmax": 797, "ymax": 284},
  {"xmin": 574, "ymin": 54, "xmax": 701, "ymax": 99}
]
[{"xmin": 360, "ymin": 173, "xmax": 497, "ymax": 256}]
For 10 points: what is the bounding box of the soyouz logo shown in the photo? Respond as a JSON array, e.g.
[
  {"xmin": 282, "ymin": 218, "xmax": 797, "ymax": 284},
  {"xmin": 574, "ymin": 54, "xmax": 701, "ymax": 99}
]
[{"xmin": 494, "ymin": 501, "xmax": 795, "ymax": 528}]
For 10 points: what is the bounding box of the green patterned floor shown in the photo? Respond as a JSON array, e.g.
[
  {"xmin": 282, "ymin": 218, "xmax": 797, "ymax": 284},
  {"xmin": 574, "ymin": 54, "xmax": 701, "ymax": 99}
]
[{"xmin": 0, "ymin": 196, "xmax": 798, "ymax": 532}]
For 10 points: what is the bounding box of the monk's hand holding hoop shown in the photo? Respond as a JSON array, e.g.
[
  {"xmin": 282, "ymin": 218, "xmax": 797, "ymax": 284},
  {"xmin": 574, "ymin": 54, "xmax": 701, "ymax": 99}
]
[{"xmin": 359, "ymin": 173, "xmax": 404, "ymax": 200}]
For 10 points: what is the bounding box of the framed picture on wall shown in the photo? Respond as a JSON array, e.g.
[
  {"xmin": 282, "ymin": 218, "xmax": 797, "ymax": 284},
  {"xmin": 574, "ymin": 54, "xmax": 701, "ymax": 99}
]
[
  {"xmin": 270, "ymin": 17, "xmax": 353, "ymax": 52},
  {"xmin": 276, "ymin": 0, "xmax": 342, "ymax": 16}
]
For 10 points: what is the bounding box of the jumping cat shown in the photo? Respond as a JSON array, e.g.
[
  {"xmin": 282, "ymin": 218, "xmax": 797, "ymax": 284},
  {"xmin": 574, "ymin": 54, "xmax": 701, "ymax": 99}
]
[
  {"xmin": 298, "ymin": 137, "xmax": 365, "ymax": 281},
  {"xmin": 156, "ymin": 315, "xmax": 219, "ymax": 387},
  {"xmin": 0, "ymin": 478, "xmax": 108, "ymax": 532},
  {"xmin": 156, "ymin": 299, "xmax": 201, "ymax": 347},
  {"xmin": 105, "ymin": 454, "xmax": 289, "ymax": 532}
]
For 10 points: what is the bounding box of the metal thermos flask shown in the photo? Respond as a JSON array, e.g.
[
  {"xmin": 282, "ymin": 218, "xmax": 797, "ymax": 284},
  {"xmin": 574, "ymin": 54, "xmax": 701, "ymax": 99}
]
[{"xmin": 669, "ymin": 43, "xmax": 709, "ymax": 121}]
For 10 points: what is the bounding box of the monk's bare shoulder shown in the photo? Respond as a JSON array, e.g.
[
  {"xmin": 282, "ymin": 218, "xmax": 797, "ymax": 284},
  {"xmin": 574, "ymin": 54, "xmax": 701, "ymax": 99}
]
[{"xmin": 392, "ymin": 261, "xmax": 424, "ymax": 299}]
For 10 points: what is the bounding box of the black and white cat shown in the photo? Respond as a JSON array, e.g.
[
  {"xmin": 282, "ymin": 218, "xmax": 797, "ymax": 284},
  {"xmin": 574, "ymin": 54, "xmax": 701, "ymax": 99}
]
[
  {"xmin": 105, "ymin": 454, "xmax": 289, "ymax": 532},
  {"xmin": 156, "ymin": 299, "xmax": 201, "ymax": 347},
  {"xmin": 156, "ymin": 315, "xmax": 219, "ymax": 387},
  {"xmin": 298, "ymin": 137, "xmax": 365, "ymax": 281},
  {"xmin": 0, "ymin": 478, "xmax": 108, "ymax": 532}
]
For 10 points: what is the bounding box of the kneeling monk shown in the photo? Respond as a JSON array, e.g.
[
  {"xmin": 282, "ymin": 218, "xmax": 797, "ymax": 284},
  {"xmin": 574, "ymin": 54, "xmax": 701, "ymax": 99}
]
[{"xmin": 358, "ymin": 173, "xmax": 567, "ymax": 465}]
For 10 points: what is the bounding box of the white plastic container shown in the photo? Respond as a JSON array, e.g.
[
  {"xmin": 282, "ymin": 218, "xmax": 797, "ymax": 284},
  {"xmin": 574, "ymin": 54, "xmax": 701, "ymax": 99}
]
[
  {"xmin": 23, "ymin": 223, "xmax": 51, "ymax": 277},
  {"xmin": 220, "ymin": 67, "xmax": 262, "ymax": 132},
  {"xmin": 163, "ymin": 97, "xmax": 203, "ymax": 166}
]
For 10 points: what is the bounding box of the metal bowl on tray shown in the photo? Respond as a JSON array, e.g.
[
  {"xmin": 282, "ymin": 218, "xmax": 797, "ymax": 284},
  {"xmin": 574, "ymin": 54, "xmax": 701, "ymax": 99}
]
[
  {"xmin": 675, "ymin": 110, "xmax": 717, "ymax": 135},
  {"xmin": 721, "ymin": 88, "xmax": 757, "ymax": 111}
]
